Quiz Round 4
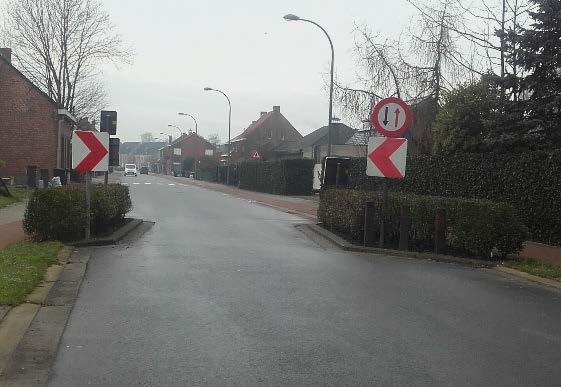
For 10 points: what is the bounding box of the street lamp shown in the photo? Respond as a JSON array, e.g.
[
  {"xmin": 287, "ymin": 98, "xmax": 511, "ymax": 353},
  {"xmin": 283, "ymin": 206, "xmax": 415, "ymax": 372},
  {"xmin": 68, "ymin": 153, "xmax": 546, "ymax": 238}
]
[
  {"xmin": 204, "ymin": 87, "xmax": 232, "ymax": 185},
  {"xmin": 178, "ymin": 112, "xmax": 198, "ymax": 135},
  {"xmin": 284, "ymin": 13, "xmax": 335, "ymax": 156},
  {"xmin": 167, "ymin": 124, "xmax": 182, "ymax": 138}
]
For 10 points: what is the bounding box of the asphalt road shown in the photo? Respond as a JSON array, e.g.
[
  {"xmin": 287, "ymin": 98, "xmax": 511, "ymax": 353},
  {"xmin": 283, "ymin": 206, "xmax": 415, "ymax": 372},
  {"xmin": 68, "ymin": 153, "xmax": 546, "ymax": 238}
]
[{"xmin": 49, "ymin": 173, "xmax": 561, "ymax": 386}]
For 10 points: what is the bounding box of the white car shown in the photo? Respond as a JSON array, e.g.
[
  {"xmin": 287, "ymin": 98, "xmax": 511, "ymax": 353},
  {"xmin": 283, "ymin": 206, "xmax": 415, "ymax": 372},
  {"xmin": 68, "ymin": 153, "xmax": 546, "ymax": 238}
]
[{"xmin": 124, "ymin": 164, "xmax": 138, "ymax": 177}]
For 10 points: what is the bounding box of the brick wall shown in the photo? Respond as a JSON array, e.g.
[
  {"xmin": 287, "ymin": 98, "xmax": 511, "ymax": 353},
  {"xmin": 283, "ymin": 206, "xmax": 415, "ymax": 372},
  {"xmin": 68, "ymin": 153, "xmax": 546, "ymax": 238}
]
[
  {"xmin": 176, "ymin": 134, "xmax": 215, "ymax": 160},
  {"xmin": 0, "ymin": 57, "xmax": 64, "ymax": 178}
]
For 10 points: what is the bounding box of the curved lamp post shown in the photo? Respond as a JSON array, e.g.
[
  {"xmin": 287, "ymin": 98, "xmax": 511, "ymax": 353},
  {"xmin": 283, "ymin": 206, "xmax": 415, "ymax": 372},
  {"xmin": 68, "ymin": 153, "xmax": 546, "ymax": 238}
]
[
  {"xmin": 178, "ymin": 112, "xmax": 198, "ymax": 135},
  {"xmin": 284, "ymin": 13, "xmax": 334, "ymax": 156},
  {"xmin": 167, "ymin": 124, "xmax": 182, "ymax": 138},
  {"xmin": 204, "ymin": 87, "xmax": 232, "ymax": 185}
]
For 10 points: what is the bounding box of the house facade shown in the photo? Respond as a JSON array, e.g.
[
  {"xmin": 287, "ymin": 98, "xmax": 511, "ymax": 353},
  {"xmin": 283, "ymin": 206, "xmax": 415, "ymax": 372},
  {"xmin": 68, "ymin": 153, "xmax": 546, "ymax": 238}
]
[
  {"xmin": 0, "ymin": 48, "xmax": 77, "ymax": 183},
  {"xmin": 159, "ymin": 133, "xmax": 217, "ymax": 174},
  {"xmin": 230, "ymin": 106, "xmax": 303, "ymax": 161},
  {"xmin": 301, "ymin": 122, "xmax": 357, "ymax": 162}
]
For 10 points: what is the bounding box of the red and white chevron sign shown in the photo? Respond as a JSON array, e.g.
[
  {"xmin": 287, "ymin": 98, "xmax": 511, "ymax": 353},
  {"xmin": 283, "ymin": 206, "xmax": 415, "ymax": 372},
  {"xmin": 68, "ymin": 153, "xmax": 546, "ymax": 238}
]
[
  {"xmin": 72, "ymin": 131, "xmax": 109, "ymax": 172},
  {"xmin": 366, "ymin": 137, "xmax": 408, "ymax": 179}
]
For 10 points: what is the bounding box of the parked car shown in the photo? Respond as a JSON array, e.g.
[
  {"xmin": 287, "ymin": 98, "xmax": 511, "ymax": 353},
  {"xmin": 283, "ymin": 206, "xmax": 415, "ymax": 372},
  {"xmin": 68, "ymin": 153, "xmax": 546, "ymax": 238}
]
[
  {"xmin": 139, "ymin": 166, "xmax": 149, "ymax": 175},
  {"xmin": 124, "ymin": 164, "xmax": 138, "ymax": 177}
]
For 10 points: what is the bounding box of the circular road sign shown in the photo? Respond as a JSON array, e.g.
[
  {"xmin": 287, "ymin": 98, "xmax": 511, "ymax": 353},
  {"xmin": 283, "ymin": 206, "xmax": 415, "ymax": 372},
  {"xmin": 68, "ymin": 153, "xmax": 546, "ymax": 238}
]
[{"xmin": 370, "ymin": 97, "xmax": 413, "ymax": 138}]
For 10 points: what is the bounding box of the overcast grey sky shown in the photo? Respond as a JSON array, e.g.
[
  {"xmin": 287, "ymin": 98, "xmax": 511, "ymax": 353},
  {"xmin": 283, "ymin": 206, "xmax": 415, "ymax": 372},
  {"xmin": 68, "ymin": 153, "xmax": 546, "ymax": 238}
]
[{"xmin": 95, "ymin": 0, "xmax": 419, "ymax": 143}]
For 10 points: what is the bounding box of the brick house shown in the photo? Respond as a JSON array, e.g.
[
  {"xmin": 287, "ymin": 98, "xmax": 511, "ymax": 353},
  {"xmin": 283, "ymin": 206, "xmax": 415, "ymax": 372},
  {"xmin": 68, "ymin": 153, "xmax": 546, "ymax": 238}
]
[
  {"xmin": 230, "ymin": 106, "xmax": 303, "ymax": 161},
  {"xmin": 159, "ymin": 133, "xmax": 216, "ymax": 174},
  {"xmin": 0, "ymin": 48, "xmax": 77, "ymax": 183}
]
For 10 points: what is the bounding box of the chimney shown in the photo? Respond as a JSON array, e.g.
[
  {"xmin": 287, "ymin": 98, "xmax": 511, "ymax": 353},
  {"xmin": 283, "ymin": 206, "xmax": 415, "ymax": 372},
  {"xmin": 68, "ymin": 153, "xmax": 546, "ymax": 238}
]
[
  {"xmin": 273, "ymin": 106, "xmax": 280, "ymax": 113},
  {"xmin": 0, "ymin": 48, "xmax": 12, "ymax": 63},
  {"xmin": 260, "ymin": 112, "xmax": 267, "ymax": 117}
]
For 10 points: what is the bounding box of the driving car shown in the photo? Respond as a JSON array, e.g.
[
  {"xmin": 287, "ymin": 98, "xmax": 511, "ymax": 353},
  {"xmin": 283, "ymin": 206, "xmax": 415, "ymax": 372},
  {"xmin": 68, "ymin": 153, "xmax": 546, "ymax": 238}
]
[
  {"xmin": 124, "ymin": 164, "xmax": 138, "ymax": 177},
  {"xmin": 139, "ymin": 166, "xmax": 149, "ymax": 175}
]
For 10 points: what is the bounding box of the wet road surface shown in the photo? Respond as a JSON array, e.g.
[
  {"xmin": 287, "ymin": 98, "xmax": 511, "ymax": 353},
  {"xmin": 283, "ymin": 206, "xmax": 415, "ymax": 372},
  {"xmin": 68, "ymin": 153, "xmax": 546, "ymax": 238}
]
[{"xmin": 49, "ymin": 173, "xmax": 561, "ymax": 386}]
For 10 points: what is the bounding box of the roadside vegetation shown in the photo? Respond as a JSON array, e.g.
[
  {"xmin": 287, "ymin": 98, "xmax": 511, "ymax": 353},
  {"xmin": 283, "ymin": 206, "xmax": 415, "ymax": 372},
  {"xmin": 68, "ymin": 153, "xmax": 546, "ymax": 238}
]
[
  {"xmin": 503, "ymin": 259, "xmax": 561, "ymax": 280},
  {"xmin": 0, "ymin": 188, "xmax": 31, "ymax": 210},
  {"xmin": 0, "ymin": 241, "xmax": 64, "ymax": 305}
]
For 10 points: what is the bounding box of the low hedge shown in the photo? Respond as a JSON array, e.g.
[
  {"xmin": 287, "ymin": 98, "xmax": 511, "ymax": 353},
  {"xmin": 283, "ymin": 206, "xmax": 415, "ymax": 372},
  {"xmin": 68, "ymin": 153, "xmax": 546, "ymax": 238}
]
[
  {"xmin": 318, "ymin": 189, "xmax": 528, "ymax": 259},
  {"xmin": 238, "ymin": 159, "xmax": 314, "ymax": 195},
  {"xmin": 24, "ymin": 184, "xmax": 132, "ymax": 241},
  {"xmin": 345, "ymin": 150, "xmax": 561, "ymax": 245}
]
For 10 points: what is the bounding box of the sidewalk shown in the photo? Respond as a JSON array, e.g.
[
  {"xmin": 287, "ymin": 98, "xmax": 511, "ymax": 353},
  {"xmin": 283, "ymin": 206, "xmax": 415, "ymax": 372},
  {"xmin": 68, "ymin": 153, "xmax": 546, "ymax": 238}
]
[{"xmin": 0, "ymin": 203, "xmax": 27, "ymax": 249}]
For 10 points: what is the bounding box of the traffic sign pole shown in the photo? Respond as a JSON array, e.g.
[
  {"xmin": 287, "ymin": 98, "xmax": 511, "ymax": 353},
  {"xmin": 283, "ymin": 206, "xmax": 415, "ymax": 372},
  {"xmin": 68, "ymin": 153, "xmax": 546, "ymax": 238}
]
[
  {"xmin": 367, "ymin": 97, "xmax": 413, "ymax": 249},
  {"xmin": 85, "ymin": 172, "xmax": 91, "ymax": 240}
]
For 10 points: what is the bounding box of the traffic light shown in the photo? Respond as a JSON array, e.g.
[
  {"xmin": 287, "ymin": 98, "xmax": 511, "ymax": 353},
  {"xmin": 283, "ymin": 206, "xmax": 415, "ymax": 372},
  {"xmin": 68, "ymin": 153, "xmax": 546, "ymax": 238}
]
[
  {"xmin": 100, "ymin": 111, "xmax": 117, "ymax": 135},
  {"xmin": 109, "ymin": 138, "xmax": 120, "ymax": 166}
]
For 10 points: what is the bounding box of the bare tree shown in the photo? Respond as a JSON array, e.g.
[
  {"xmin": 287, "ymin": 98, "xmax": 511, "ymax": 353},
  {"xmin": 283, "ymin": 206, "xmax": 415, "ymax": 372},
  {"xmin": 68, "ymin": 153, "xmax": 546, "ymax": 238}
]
[
  {"xmin": 206, "ymin": 133, "xmax": 221, "ymax": 146},
  {"xmin": 2, "ymin": 0, "xmax": 132, "ymax": 119},
  {"xmin": 335, "ymin": 0, "xmax": 471, "ymax": 125}
]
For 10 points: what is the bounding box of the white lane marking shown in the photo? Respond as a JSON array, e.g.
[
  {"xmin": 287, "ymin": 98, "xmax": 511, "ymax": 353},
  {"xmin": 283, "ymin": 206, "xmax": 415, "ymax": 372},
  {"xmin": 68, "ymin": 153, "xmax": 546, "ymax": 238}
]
[
  {"xmin": 145, "ymin": 182, "xmax": 152, "ymax": 185},
  {"xmin": 133, "ymin": 182, "xmax": 140, "ymax": 185},
  {"xmin": 168, "ymin": 183, "xmax": 175, "ymax": 186}
]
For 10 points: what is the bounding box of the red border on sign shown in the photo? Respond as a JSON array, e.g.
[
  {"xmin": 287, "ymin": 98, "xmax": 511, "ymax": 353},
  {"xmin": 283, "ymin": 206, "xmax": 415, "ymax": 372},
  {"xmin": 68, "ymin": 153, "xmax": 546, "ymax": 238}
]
[{"xmin": 370, "ymin": 97, "xmax": 413, "ymax": 138}]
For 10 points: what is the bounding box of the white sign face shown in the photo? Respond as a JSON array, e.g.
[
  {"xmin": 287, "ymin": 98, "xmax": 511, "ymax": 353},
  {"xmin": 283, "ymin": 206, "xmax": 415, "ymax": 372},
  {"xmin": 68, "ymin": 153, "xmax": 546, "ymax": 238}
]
[
  {"xmin": 173, "ymin": 148, "xmax": 182, "ymax": 156},
  {"xmin": 370, "ymin": 97, "xmax": 413, "ymax": 138},
  {"xmin": 205, "ymin": 149, "xmax": 214, "ymax": 156},
  {"xmin": 366, "ymin": 137, "xmax": 407, "ymax": 179},
  {"xmin": 72, "ymin": 131, "xmax": 109, "ymax": 172}
]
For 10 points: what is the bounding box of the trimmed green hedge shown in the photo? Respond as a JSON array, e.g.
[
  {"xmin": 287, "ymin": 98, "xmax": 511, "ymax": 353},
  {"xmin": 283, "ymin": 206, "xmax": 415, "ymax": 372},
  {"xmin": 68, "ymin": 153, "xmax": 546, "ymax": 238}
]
[
  {"xmin": 238, "ymin": 159, "xmax": 314, "ymax": 195},
  {"xmin": 318, "ymin": 189, "xmax": 527, "ymax": 259},
  {"xmin": 24, "ymin": 184, "xmax": 132, "ymax": 241},
  {"xmin": 346, "ymin": 150, "xmax": 561, "ymax": 245}
]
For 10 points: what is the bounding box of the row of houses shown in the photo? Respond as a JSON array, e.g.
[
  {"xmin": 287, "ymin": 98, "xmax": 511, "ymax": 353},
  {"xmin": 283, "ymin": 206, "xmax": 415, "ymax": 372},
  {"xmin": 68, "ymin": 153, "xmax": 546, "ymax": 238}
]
[{"xmin": 120, "ymin": 105, "xmax": 372, "ymax": 175}]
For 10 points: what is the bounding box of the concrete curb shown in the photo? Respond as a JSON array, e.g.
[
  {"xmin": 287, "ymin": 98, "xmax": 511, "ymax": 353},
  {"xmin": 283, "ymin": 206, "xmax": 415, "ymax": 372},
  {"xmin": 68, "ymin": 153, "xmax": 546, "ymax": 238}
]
[
  {"xmin": 302, "ymin": 224, "xmax": 561, "ymax": 290},
  {"xmin": 495, "ymin": 266, "xmax": 561, "ymax": 290},
  {"xmin": 0, "ymin": 249, "xmax": 91, "ymax": 384},
  {"xmin": 70, "ymin": 218, "xmax": 143, "ymax": 247},
  {"xmin": 301, "ymin": 223, "xmax": 496, "ymax": 268}
]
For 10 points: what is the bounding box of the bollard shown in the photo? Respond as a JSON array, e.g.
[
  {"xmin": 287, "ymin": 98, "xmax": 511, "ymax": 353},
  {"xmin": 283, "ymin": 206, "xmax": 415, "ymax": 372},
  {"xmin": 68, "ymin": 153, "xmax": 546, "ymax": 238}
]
[
  {"xmin": 434, "ymin": 208, "xmax": 447, "ymax": 254},
  {"xmin": 399, "ymin": 206, "xmax": 410, "ymax": 251},
  {"xmin": 363, "ymin": 201, "xmax": 376, "ymax": 245}
]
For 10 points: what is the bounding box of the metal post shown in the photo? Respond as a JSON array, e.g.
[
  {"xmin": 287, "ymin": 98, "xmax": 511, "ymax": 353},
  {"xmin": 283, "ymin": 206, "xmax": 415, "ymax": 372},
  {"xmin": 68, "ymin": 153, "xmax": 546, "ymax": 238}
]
[
  {"xmin": 335, "ymin": 162, "xmax": 341, "ymax": 188},
  {"xmin": 85, "ymin": 172, "xmax": 92, "ymax": 240},
  {"xmin": 363, "ymin": 201, "xmax": 375, "ymax": 246},
  {"xmin": 399, "ymin": 205, "xmax": 410, "ymax": 251},
  {"xmin": 379, "ymin": 178, "xmax": 388, "ymax": 248},
  {"xmin": 227, "ymin": 100, "xmax": 231, "ymax": 185},
  {"xmin": 104, "ymin": 171, "xmax": 108, "ymax": 185},
  {"xmin": 435, "ymin": 209, "xmax": 447, "ymax": 254}
]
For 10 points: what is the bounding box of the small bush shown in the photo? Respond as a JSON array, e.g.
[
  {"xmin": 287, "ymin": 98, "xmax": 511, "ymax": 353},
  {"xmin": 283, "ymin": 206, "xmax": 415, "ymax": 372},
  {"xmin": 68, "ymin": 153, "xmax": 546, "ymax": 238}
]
[
  {"xmin": 24, "ymin": 184, "xmax": 132, "ymax": 241},
  {"xmin": 318, "ymin": 189, "xmax": 528, "ymax": 259}
]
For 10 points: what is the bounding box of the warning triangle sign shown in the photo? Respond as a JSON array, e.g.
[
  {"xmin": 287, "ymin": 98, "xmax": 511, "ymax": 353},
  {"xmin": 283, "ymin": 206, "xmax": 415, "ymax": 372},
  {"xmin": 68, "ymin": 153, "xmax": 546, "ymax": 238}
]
[{"xmin": 251, "ymin": 150, "xmax": 261, "ymax": 159}]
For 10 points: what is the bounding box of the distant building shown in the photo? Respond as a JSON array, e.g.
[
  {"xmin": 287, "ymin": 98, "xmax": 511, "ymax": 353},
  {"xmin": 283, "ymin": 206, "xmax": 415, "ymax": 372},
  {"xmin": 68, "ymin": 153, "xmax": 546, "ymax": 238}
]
[
  {"xmin": 230, "ymin": 106, "xmax": 303, "ymax": 161},
  {"xmin": 301, "ymin": 123, "xmax": 357, "ymax": 162},
  {"xmin": 159, "ymin": 133, "xmax": 216, "ymax": 174},
  {"xmin": 120, "ymin": 141, "xmax": 166, "ymax": 170},
  {"xmin": 0, "ymin": 47, "xmax": 77, "ymax": 184}
]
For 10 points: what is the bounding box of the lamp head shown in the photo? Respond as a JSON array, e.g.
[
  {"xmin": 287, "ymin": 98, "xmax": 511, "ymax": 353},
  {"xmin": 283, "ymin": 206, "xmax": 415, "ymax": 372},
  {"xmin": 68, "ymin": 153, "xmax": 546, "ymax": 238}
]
[
  {"xmin": 283, "ymin": 14, "xmax": 300, "ymax": 21},
  {"xmin": 204, "ymin": 87, "xmax": 213, "ymax": 91}
]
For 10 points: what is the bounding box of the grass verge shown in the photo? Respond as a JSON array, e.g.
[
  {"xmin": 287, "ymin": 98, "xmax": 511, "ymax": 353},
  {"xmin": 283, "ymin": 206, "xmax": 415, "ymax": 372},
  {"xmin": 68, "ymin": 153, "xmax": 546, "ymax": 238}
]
[
  {"xmin": 503, "ymin": 258, "xmax": 561, "ymax": 280},
  {"xmin": 0, "ymin": 241, "xmax": 64, "ymax": 306},
  {"xmin": 0, "ymin": 188, "xmax": 31, "ymax": 210}
]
